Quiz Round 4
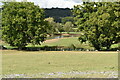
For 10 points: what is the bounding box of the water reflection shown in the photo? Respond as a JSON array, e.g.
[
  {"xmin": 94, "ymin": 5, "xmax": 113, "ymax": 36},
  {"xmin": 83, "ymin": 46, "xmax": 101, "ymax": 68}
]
[{"xmin": 47, "ymin": 34, "xmax": 79, "ymax": 39}]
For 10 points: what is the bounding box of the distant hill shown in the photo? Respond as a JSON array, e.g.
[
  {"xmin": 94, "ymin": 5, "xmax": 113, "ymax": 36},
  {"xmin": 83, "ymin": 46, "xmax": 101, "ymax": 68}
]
[
  {"xmin": 0, "ymin": 7, "xmax": 73, "ymax": 23},
  {"xmin": 44, "ymin": 8, "xmax": 73, "ymax": 23}
]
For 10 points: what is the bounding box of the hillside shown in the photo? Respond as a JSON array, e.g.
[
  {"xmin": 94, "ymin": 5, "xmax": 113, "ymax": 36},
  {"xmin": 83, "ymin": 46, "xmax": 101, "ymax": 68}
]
[{"xmin": 44, "ymin": 8, "xmax": 73, "ymax": 22}]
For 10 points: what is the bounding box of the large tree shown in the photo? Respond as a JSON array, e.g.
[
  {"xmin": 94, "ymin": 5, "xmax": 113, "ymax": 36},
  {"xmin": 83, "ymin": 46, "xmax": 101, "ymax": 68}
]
[
  {"xmin": 45, "ymin": 17, "xmax": 64, "ymax": 34},
  {"xmin": 64, "ymin": 21, "xmax": 74, "ymax": 34},
  {"xmin": 72, "ymin": 2, "xmax": 120, "ymax": 50},
  {"xmin": 2, "ymin": 2, "xmax": 49, "ymax": 49}
]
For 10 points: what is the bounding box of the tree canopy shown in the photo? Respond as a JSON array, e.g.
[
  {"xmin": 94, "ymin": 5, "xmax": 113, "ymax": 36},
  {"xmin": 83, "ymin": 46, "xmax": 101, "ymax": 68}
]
[
  {"xmin": 2, "ymin": 2, "xmax": 49, "ymax": 49},
  {"xmin": 72, "ymin": 2, "xmax": 120, "ymax": 50},
  {"xmin": 44, "ymin": 8, "xmax": 73, "ymax": 23},
  {"xmin": 64, "ymin": 21, "xmax": 74, "ymax": 33},
  {"xmin": 45, "ymin": 17, "xmax": 64, "ymax": 34}
]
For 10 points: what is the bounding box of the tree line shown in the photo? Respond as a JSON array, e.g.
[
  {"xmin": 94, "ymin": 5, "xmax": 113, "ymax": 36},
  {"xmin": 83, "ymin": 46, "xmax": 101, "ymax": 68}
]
[
  {"xmin": 1, "ymin": 2, "xmax": 120, "ymax": 50},
  {"xmin": 44, "ymin": 8, "xmax": 73, "ymax": 23}
]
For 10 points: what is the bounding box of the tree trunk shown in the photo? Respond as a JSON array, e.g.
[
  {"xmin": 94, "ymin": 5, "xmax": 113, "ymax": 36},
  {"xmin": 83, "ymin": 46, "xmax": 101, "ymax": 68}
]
[
  {"xmin": 18, "ymin": 47, "xmax": 23, "ymax": 50},
  {"xmin": 95, "ymin": 46, "xmax": 101, "ymax": 51},
  {"xmin": 106, "ymin": 46, "xmax": 111, "ymax": 51},
  {"xmin": 94, "ymin": 44, "xmax": 101, "ymax": 51},
  {"xmin": 18, "ymin": 46, "xmax": 26, "ymax": 50}
]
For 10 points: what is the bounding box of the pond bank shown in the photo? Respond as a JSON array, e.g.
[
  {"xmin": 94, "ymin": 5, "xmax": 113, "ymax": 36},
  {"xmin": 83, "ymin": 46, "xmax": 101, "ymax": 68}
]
[{"xmin": 47, "ymin": 33, "xmax": 80, "ymax": 39}]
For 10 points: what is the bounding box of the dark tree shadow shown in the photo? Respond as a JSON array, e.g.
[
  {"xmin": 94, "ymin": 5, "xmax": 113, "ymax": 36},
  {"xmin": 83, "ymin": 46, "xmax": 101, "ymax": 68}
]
[
  {"xmin": 0, "ymin": 45, "xmax": 7, "ymax": 50},
  {"xmin": 1, "ymin": 45, "xmax": 119, "ymax": 51}
]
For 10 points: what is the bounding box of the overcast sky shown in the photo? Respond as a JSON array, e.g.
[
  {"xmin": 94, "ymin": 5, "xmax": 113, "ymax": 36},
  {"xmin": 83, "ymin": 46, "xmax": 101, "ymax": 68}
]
[{"xmin": 13, "ymin": 0, "xmax": 83, "ymax": 8}]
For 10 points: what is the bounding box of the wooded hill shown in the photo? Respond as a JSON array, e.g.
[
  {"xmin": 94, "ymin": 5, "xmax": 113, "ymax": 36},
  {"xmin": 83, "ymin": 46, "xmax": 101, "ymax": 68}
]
[{"xmin": 44, "ymin": 8, "xmax": 73, "ymax": 22}]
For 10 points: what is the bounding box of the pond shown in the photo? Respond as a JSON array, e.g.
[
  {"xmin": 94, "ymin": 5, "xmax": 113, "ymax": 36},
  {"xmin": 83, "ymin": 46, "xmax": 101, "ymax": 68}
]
[{"xmin": 47, "ymin": 34, "xmax": 80, "ymax": 39}]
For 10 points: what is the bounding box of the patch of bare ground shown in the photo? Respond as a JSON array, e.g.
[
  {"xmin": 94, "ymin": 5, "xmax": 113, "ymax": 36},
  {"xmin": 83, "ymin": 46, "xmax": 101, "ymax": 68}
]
[
  {"xmin": 0, "ymin": 40, "xmax": 3, "ymax": 44},
  {"xmin": 44, "ymin": 37, "xmax": 69, "ymax": 43},
  {"xmin": 44, "ymin": 38, "xmax": 59, "ymax": 43}
]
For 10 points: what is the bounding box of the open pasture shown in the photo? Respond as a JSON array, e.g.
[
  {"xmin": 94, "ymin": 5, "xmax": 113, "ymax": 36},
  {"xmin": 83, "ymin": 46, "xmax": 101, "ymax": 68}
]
[{"xmin": 2, "ymin": 50, "xmax": 118, "ymax": 78}]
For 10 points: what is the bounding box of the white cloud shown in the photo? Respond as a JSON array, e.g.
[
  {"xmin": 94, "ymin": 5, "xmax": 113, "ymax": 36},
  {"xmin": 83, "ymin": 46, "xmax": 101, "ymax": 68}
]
[
  {"xmin": 28, "ymin": 0, "xmax": 82, "ymax": 8},
  {"xmin": 1, "ymin": 0, "xmax": 82, "ymax": 8},
  {"xmin": 71, "ymin": 0, "xmax": 82, "ymax": 3}
]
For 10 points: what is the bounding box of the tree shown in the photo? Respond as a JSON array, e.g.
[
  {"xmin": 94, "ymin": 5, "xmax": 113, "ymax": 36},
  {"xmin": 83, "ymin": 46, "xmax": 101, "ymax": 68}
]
[
  {"xmin": 61, "ymin": 17, "xmax": 74, "ymax": 24},
  {"xmin": 64, "ymin": 21, "xmax": 74, "ymax": 34},
  {"xmin": 56, "ymin": 23, "xmax": 64, "ymax": 33},
  {"xmin": 45, "ymin": 17, "xmax": 64, "ymax": 34},
  {"xmin": 72, "ymin": 2, "xmax": 120, "ymax": 50},
  {"xmin": 2, "ymin": 2, "xmax": 49, "ymax": 50},
  {"xmin": 44, "ymin": 17, "xmax": 55, "ymax": 34}
]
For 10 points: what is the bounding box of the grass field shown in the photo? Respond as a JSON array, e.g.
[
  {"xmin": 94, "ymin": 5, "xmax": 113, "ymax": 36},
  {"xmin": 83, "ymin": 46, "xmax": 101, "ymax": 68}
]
[
  {"xmin": 41, "ymin": 37, "xmax": 93, "ymax": 50},
  {"xmin": 1, "ymin": 37, "xmax": 94, "ymax": 50},
  {"xmin": 2, "ymin": 50, "xmax": 118, "ymax": 78},
  {"xmin": 1, "ymin": 37, "xmax": 119, "ymax": 50}
]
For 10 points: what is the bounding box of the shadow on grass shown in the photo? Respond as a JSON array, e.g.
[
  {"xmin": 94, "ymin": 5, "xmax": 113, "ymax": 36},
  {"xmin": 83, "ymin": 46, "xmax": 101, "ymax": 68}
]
[
  {"xmin": 1, "ymin": 45, "xmax": 119, "ymax": 51},
  {"xmin": 16, "ymin": 46, "xmax": 86, "ymax": 51},
  {"xmin": 0, "ymin": 45, "xmax": 88, "ymax": 51},
  {"xmin": 0, "ymin": 45, "xmax": 7, "ymax": 50}
]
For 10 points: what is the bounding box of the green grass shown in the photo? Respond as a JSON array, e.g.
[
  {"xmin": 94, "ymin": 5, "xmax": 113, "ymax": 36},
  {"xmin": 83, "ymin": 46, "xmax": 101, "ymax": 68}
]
[
  {"xmin": 41, "ymin": 37, "xmax": 93, "ymax": 49},
  {"xmin": 43, "ymin": 37, "xmax": 79, "ymax": 46},
  {"xmin": 1, "ymin": 36, "xmax": 119, "ymax": 50},
  {"xmin": 3, "ymin": 37, "xmax": 92, "ymax": 49},
  {"xmin": 2, "ymin": 50, "xmax": 118, "ymax": 78},
  {"xmin": 111, "ymin": 43, "xmax": 120, "ymax": 48},
  {"xmin": 0, "ymin": 40, "xmax": 17, "ymax": 49},
  {"xmin": 0, "ymin": 29, "xmax": 2, "ymax": 37}
]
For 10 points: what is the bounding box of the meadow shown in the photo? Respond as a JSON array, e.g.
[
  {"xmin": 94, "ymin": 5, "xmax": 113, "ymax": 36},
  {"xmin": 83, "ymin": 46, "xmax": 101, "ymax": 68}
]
[
  {"xmin": 2, "ymin": 50, "xmax": 118, "ymax": 78},
  {"xmin": 1, "ymin": 2, "xmax": 120, "ymax": 79},
  {"xmin": 1, "ymin": 33, "xmax": 119, "ymax": 78},
  {"xmin": 1, "ymin": 37, "xmax": 119, "ymax": 50}
]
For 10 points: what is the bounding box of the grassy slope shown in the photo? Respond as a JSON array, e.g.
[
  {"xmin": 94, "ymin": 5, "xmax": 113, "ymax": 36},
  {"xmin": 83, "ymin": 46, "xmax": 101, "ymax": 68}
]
[
  {"xmin": 42, "ymin": 37, "xmax": 81, "ymax": 46},
  {"xmin": 28, "ymin": 37, "xmax": 94, "ymax": 50},
  {"xmin": 1, "ymin": 36, "xmax": 119, "ymax": 49},
  {"xmin": 2, "ymin": 50, "xmax": 118, "ymax": 77}
]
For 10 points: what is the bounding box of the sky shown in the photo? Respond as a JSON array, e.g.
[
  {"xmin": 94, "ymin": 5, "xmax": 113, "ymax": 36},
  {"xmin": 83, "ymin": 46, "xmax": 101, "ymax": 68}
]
[
  {"xmin": 31, "ymin": 0, "xmax": 83, "ymax": 8},
  {"xmin": 0, "ymin": 0, "xmax": 83, "ymax": 8},
  {"xmin": 28, "ymin": 0, "xmax": 83, "ymax": 8}
]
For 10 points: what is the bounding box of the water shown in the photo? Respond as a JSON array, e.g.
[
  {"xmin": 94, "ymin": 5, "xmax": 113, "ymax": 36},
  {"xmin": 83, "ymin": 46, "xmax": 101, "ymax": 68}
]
[{"xmin": 47, "ymin": 34, "xmax": 79, "ymax": 39}]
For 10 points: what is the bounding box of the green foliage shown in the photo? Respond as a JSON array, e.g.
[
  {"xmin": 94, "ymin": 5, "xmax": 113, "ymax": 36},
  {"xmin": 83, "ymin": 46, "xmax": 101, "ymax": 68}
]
[
  {"xmin": 61, "ymin": 17, "xmax": 74, "ymax": 24},
  {"xmin": 0, "ymin": 8, "xmax": 2, "ymax": 32},
  {"xmin": 2, "ymin": 2, "xmax": 49, "ymax": 49},
  {"xmin": 45, "ymin": 17, "xmax": 64, "ymax": 34},
  {"xmin": 45, "ymin": 8, "xmax": 73, "ymax": 23},
  {"xmin": 73, "ymin": 2, "xmax": 120, "ymax": 50},
  {"xmin": 63, "ymin": 21, "xmax": 74, "ymax": 33}
]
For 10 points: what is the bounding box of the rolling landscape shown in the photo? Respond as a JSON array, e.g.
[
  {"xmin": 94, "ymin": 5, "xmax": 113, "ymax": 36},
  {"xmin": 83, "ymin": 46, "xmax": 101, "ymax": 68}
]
[{"xmin": 0, "ymin": 0, "xmax": 120, "ymax": 79}]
